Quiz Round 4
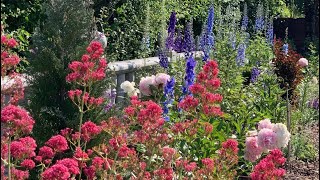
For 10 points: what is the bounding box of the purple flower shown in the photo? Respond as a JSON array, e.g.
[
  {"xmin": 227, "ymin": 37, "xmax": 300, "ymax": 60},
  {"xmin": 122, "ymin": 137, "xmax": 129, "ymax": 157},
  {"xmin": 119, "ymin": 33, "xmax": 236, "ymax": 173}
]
[
  {"xmin": 250, "ymin": 67, "xmax": 260, "ymax": 83},
  {"xmin": 229, "ymin": 33, "xmax": 236, "ymax": 50},
  {"xmin": 255, "ymin": 4, "xmax": 264, "ymax": 33},
  {"xmin": 163, "ymin": 77, "xmax": 175, "ymax": 121},
  {"xmin": 182, "ymin": 54, "xmax": 197, "ymax": 95},
  {"xmin": 165, "ymin": 12, "xmax": 177, "ymax": 50},
  {"xmin": 173, "ymin": 29, "xmax": 183, "ymax": 52},
  {"xmin": 236, "ymin": 42, "xmax": 246, "ymax": 66},
  {"xmin": 241, "ymin": 3, "xmax": 249, "ymax": 31},
  {"xmin": 266, "ymin": 20, "xmax": 274, "ymax": 46},
  {"xmin": 159, "ymin": 49, "xmax": 169, "ymax": 69},
  {"xmin": 200, "ymin": 5, "xmax": 215, "ymax": 62},
  {"xmin": 104, "ymin": 89, "xmax": 116, "ymax": 112},
  {"xmin": 182, "ymin": 22, "xmax": 195, "ymax": 54}
]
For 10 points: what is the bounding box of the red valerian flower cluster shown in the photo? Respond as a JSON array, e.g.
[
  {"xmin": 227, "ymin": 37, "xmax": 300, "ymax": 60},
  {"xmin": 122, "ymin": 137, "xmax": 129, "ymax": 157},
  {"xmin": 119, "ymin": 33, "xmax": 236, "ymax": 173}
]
[
  {"xmin": 179, "ymin": 60, "xmax": 223, "ymax": 117},
  {"xmin": 1, "ymin": 105, "xmax": 35, "ymax": 136},
  {"xmin": 250, "ymin": 149, "xmax": 286, "ymax": 180},
  {"xmin": 66, "ymin": 41, "xmax": 107, "ymax": 85},
  {"xmin": 1, "ymin": 29, "xmax": 24, "ymax": 105},
  {"xmin": 1, "ymin": 33, "xmax": 19, "ymax": 76}
]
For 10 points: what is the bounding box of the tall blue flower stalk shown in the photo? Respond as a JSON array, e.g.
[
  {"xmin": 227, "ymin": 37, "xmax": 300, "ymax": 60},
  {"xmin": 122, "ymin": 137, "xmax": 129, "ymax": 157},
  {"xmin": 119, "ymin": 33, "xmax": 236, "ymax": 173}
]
[
  {"xmin": 163, "ymin": 77, "xmax": 175, "ymax": 121},
  {"xmin": 159, "ymin": 49, "xmax": 169, "ymax": 69},
  {"xmin": 173, "ymin": 29, "xmax": 183, "ymax": 52},
  {"xmin": 165, "ymin": 12, "xmax": 177, "ymax": 50},
  {"xmin": 200, "ymin": 5, "xmax": 215, "ymax": 62},
  {"xmin": 255, "ymin": 4, "xmax": 264, "ymax": 33},
  {"xmin": 182, "ymin": 54, "xmax": 197, "ymax": 95},
  {"xmin": 236, "ymin": 42, "xmax": 246, "ymax": 66},
  {"xmin": 266, "ymin": 19, "xmax": 274, "ymax": 46},
  {"xmin": 250, "ymin": 67, "xmax": 260, "ymax": 83},
  {"xmin": 283, "ymin": 43, "xmax": 289, "ymax": 55},
  {"xmin": 229, "ymin": 33, "xmax": 236, "ymax": 50},
  {"xmin": 241, "ymin": 3, "xmax": 249, "ymax": 31},
  {"xmin": 182, "ymin": 22, "xmax": 195, "ymax": 56}
]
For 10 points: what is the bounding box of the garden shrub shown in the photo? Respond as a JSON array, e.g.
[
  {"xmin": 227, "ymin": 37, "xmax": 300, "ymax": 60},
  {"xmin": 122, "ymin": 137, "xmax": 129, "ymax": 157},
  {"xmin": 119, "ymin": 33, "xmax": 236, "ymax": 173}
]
[
  {"xmin": 26, "ymin": 0, "xmax": 105, "ymax": 146},
  {"xmin": 272, "ymin": 39, "xmax": 304, "ymax": 105}
]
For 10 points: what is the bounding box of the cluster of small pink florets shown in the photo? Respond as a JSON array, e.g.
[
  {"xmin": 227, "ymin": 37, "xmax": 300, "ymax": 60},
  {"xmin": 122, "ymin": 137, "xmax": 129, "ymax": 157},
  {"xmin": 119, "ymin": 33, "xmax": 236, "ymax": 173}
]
[{"xmin": 244, "ymin": 118, "xmax": 290, "ymax": 162}]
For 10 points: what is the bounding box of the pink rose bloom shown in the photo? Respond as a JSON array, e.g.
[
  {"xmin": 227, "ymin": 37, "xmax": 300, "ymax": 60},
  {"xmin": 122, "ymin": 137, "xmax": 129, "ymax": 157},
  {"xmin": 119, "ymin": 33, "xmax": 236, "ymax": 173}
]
[
  {"xmin": 257, "ymin": 128, "xmax": 277, "ymax": 151},
  {"xmin": 139, "ymin": 75, "xmax": 155, "ymax": 96},
  {"xmin": 258, "ymin": 118, "xmax": 273, "ymax": 130},
  {"xmin": 155, "ymin": 73, "xmax": 170, "ymax": 87},
  {"xmin": 244, "ymin": 136, "xmax": 263, "ymax": 162},
  {"xmin": 298, "ymin": 58, "xmax": 308, "ymax": 67}
]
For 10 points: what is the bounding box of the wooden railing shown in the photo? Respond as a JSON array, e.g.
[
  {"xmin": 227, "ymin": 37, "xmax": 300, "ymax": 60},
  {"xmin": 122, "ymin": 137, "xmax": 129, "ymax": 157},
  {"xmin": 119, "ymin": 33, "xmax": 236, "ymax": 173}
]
[{"xmin": 2, "ymin": 51, "xmax": 203, "ymax": 103}]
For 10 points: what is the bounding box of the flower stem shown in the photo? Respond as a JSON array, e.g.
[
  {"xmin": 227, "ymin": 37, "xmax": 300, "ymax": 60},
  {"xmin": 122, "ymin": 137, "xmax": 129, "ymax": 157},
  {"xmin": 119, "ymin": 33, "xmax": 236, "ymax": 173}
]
[
  {"xmin": 8, "ymin": 137, "xmax": 11, "ymax": 180},
  {"xmin": 78, "ymin": 87, "xmax": 87, "ymax": 147}
]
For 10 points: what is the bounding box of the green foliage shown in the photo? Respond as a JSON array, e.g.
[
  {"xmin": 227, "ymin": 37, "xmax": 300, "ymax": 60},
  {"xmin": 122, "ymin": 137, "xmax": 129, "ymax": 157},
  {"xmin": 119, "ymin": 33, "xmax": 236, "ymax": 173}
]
[
  {"xmin": 246, "ymin": 35, "xmax": 274, "ymax": 66},
  {"xmin": 291, "ymin": 133, "xmax": 318, "ymax": 161},
  {"xmin": 26, "ymin": 0, "xmax": 96, "ymax": 145}
]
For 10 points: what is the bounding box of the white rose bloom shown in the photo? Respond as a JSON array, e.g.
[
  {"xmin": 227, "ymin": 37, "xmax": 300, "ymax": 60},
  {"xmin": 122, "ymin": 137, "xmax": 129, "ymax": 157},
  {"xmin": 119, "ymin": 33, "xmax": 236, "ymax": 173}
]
[
  {"xmin": 121, "ymin": 81, "xmax": 140, "ymax": 97},
  {"xmin": 272, "ymin": 123, "xmax": 291, "ymax": 148},
  {"xmin": 121, "ymin": 81, "xmax": 135, "ymax": 93}
]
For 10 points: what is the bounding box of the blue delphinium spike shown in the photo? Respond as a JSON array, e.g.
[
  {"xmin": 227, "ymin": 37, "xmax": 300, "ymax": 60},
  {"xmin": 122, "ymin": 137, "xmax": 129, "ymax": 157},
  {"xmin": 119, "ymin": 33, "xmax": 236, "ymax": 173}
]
[
  {"xmin": 250, "ymin": 67, "xmax": 260, "ymax": 83},
  {"xmin": 255, "ymin": 4, "xmax": 264, "ymax": 33},
  {"xmin": 163, "ymin": 77, "xmax": 175, "ymax": 121},
  {"xmin": 159, "ymin": 49, "xmax": 169, "ymax": 69},
  {"xmin": 183, "ymin": 22, "xmax": 195, "ymax": 55},
  {"xmin": 165, "ymin": 12, "xmax": 177, "ymax": 50},
  {"xmin": 182, "ymin": 54, "xmax": 197, "ymax": 95},
  {"xmin": 236, "ymin": 42, "xmax": 246, "ymax": 66},
  {"xmin": 241, "ymin": 3, "xmax": 249, "ymax": 31},
  {"xmin": 283, "ymin": 43, "xmax": 288, "ymax": 55},
  {"xmin": 173, "ymin": 29, "xmax": 183, "ymax": 53},
  {"xmin": 266, "ymin": 19, "xmax": 274, "ymax": 46}
]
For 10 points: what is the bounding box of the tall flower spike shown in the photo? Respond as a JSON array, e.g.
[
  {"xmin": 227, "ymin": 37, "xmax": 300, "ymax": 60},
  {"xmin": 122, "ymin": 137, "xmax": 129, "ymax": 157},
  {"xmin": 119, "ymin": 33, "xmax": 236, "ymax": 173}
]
[
  {"xmin": 201, "ymin": 5, "xmax": 215, "ymax": 62},
  {"xmin": 165, "ymin": 12, "xmax": 177, "ymax": 50},
  {"xmin": 255, "ymin": 3, "xmax": 264, "ymax": 33},
  {"xmin": 250, "ymin": 67, "xmax": 260, "ymax": 83},
  {"xmin": 173, "ymin": 29, "xmax": 183, "ymax": 53},
  {"xmin": 181, "ymin": 54, "xmax": 197, "ymax": 95},
  {"xmin": 236, "ymin": 42, "xmax": 246, "ymax": 66},
  {"xmin": 241, "ymin": 3, "xmax": 249, "ymax": 31},
  {"xmin": 282, "ymin": 43, "xmax": 288, "ymax": 55},
  {"xmin": 266, "ymin": 18, "xmax": 274, "ymax": 47},
  {"xmin": 159, "ymin": 49, "xmax": 169, "ymax": 69},
  {"xmin": 183, "ymin": 22, "xmax": 195, "ymax": 55},
  {"xmin": 163, "ymin": 77, "xmax": 175, "ymax": 121}
]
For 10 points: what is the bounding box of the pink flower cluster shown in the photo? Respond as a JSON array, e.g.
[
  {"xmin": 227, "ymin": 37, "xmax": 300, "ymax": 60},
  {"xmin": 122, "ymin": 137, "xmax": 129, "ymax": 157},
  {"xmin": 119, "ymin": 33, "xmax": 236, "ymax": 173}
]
[
  {"xmin": 179, "ymin": 60, "xmax": 223, "ymax": 117},
  {"xmin": 244, "ymin": 119, "xmax": 290, "ymax": 162},
  {"xmin": 139, "ymin": 73, "xmax": 170, "ymax": 96},
  {"xmin": 1, "ymin": 34, "xmax": 19, "ymax": 76},
  {"xmin": 250, "ymin": 149, "xmax": 286, "ymax": 180},
  {"xmin": 66, "ymin": 41, "xmax": 107, "ymax": 85},
  {"xmin": 1, "ymin": 105, "xmax": 35, "ymax": 136},
  {"xmin": 1, "ymin": 31, "xmax": 24, "ymax": 105}
]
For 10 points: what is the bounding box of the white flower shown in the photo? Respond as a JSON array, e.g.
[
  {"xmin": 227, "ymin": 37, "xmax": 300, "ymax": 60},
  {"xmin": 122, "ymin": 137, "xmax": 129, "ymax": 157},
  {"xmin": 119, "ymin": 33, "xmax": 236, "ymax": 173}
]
[
  {"xmin": 272, "ymin": 123, "xmax": 291, "ymax": 148},
  {"xmin": 312, "ymin": 76, "xmax": 318, "ymax": 84},
  {"xmin": 121, "ymin": 81, "xmax": 139, "ymax": 97}
]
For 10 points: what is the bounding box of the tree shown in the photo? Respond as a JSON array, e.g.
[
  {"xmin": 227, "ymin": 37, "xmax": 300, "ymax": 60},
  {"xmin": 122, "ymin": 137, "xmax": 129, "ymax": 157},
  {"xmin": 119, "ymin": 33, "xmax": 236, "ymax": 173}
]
[{"xmin": 27, "ymin": 0, "xmax": 96, "ymax": 145}]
